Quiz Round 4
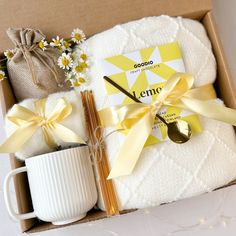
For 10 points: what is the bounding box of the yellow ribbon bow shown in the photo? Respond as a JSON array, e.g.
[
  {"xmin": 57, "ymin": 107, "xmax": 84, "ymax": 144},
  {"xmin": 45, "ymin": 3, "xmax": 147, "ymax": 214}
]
[
  {"xmin": 0, "ymin": 97, "xmax": 86, "ymax": 153},
  {"xmin": 99, "ymin": 73, "xmax": 236, "ymax": 179}
]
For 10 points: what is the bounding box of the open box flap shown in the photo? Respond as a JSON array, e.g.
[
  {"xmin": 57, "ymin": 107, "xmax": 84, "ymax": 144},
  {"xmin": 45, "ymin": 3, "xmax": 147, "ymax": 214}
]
[{"xmin": 0, "ymin": 0, "xmax": 212, "ymax": 51}]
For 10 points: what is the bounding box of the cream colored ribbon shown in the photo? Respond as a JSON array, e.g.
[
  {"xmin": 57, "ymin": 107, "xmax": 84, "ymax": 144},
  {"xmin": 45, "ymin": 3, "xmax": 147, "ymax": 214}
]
[
  {"xmin": 98, "ymin": 73, "xmax": 236, "ymax": 179},
  {"xmin": 0, "ymin": 97, "xmax": 86, "ymax": 153}
]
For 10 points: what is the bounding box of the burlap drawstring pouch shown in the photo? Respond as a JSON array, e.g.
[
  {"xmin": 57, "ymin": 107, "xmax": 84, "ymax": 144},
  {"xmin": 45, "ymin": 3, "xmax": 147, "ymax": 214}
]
[{"xmin": 6, "ymin": 28, "xmax": 71, "ymax": 101}]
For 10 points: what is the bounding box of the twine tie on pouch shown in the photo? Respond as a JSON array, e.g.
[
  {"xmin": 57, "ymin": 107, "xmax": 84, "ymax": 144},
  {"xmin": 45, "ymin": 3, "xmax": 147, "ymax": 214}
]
[{"xmin": 16, "ymin": 43, "xmax": 62, "ymax": 88}]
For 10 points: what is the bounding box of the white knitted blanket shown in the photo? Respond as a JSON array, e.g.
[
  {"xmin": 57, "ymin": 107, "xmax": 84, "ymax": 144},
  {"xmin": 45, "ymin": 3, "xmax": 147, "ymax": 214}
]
[{"xmin": 74, "ymin": 15, "xmax": 236, "ymax": 210}]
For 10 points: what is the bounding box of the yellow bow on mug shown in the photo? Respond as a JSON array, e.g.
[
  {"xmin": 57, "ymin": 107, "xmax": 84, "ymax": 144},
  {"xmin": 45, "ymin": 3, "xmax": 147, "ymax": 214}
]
[
  {"xmin": 99, "ymin": 73, "xmax": 236, "ymax": 179},
  {"xmin": 0, "ymin": 97, "xmax": 86, "ymax": 153}
]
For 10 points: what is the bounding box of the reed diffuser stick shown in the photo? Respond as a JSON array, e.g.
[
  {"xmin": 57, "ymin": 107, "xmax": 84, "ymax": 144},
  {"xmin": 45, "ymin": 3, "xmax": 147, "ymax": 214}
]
[{"xmin": 81, "ymin": 91, "xmax": 120, "ymax": 216}]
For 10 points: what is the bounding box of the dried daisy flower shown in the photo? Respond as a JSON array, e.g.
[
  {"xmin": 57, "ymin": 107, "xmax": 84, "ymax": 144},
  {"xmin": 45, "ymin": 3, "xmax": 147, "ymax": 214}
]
[
  {"xmin": 79, "ymin": 53, "xmax": 88, "ymax": 61},
  {"xmin": 38, "ymin": 39, "xmax": 48, "ymax": 51},
  {"xmin": 71, "ymin": 73, "xmax": 88, "ymax": 87},
  {"xmin": 76, "ymin": 50, "xmax": 90, "ymax": 63},
  {"xmin": 71, "ymin": 28, "xmax": 86, "ymax": 44},
  {"xmin": 61, "ymin": 39, "xmax": 72, "ymax": 52},
  {"xmin": 72, "ymin": 63, "xmax": 84, "ymax": 74},
  {"xmin": 50, "ymin": 36, "xmax": 62, "ymax": 47},
  {"xmin": 4, "ymin": 49, "xmax": 15, "ymax": 60},
  {"xmin": 0, "ymin": 70, "xmax": 6, "ymax": 81},
  {"xmin": 72, "ymin": 48, "xmax": 90, "ymax": 70},
  {"xmin": 72, "ymin": 61, "xmax": 88, "ymax": 75},
  {"xmin": 57, "ymin": 53, "xmax": 73, "ymax": 70},
  {"xmin": 79, "ymin": 61, "xmax": 89, "ymax": 69},
  {"xmin": 72, "ymin": 44, "xmax": 89, "ymax": 60},
  {"xmin": 51, "ymin": 28, "xmax": 89, "ymax": 88}
]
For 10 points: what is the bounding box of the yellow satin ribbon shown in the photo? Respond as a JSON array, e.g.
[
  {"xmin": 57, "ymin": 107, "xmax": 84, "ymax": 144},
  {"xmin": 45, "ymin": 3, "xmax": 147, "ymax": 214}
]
[
  {"xmin": 0, "ymin": 97, "xmax": 86, "ymax": 153},
  {"xmin": 99, "ymin": 73, "xmax": 236, "ymax": 179}
]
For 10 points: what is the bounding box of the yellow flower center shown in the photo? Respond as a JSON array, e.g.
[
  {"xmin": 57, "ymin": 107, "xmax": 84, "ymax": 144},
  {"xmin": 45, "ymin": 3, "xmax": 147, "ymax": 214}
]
[
  {"xmin": 7, "ymin": 51, "xmax": 14, "ymax": 58},
  {"xmin": 62, "ymin": 57, "xmax": 70, "ymax": 66},
  {"xmin": 38, "ymin": 41, "xmax": 44, "ymax": 49},
  {"xmin": 63, "ymin": 41, "xmax": 70, "ymax": 48},
  {"xmin": 78, "ymin": 77, "xmax": 85, "ymax": 83},
  {"xmin": 0, "ymin": 74, "xmax": 5, "ymax": 80},
  {"xmin": 80, "ymin": 62, "xmax": 88, "ymax": 68},
  {"xmin": 74, "ymin": 33, "xmax": 82, "ymax": 41},
  {"xmin": 73, "ymin": 81, "xmax": 80, "ymax": 87},
  {"xmin": 80, "ymin": 54, "xmax": 87, "ymax": 60},
  {"xmin": 54, "ymin": 40, "xmax": 60, "ymax": 45},
  {"xmin": 75, "ymin": 65, "xmax": 83, "ymax": 73}
]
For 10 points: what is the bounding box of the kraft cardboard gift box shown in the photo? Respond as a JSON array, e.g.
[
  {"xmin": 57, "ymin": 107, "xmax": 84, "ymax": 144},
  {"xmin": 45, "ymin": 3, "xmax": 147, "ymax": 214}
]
[{"xmin": 0, "ymin": 0, "xmax": 236, "ymax": 233}]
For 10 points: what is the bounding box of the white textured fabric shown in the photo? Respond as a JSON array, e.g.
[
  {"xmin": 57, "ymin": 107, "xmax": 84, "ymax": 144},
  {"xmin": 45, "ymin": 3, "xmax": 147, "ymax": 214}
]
[
  {"xmin": 74, "ymin": 15, "xmax": 236, "ymax": 210},
  {"xmin": 98, "ymin": 116, "xmax": 236, "ymax": 210},
  {"xmin": 5, "ymin": 90, "xmax": 87, "ymax": 161},
  {"xmin": 75, "ymin": 15, "xmax": 217, "ymax": 110}
]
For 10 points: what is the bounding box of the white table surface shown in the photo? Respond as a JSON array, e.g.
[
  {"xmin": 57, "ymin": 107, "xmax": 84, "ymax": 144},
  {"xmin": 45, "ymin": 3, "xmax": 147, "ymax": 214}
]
[{"xmin": 1, "ymin": 0, "xmax": 236, "ymax": 235}]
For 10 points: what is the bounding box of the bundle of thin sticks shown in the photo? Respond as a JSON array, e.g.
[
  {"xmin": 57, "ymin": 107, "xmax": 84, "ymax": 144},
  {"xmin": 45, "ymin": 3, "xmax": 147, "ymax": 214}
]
[{"xmin": 81, "ymin": 90, "xmax": 120, "ymax": 216}]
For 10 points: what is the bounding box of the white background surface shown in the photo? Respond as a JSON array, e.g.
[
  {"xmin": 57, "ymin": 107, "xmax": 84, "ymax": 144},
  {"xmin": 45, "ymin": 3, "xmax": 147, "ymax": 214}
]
[{"xmin": 1, "ymin": 0, "xmax": 236, "ymax": 235}]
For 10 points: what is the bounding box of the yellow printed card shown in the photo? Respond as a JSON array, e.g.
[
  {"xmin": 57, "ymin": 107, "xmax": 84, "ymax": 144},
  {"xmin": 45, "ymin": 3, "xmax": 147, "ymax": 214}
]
[{"xmin": 101, "ymin": 42, "xmax": 202, "ymax": 145}]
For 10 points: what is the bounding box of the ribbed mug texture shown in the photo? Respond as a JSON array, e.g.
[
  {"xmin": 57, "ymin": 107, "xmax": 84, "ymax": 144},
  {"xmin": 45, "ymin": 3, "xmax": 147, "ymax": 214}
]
[{"xmin": 25, "ymin": 146, "xmax": 97, "ymax": 224}]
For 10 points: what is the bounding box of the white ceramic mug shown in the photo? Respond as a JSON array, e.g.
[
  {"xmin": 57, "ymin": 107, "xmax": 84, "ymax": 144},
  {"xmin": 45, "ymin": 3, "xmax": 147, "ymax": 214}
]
[{"xmin": 4, "ymin": 146, "xmax": 98, "ymax": 225}]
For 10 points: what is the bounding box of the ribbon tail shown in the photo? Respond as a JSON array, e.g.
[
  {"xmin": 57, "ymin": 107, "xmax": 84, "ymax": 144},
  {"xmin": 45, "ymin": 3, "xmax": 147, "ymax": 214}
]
[
  {"xmin": 107, "ymin": 112, "xmax": 154, "ymax": 179},
  {"xmin": 52, "ymin": 123, "xmax": 86, "ymax": 144},
  {"xmin": 7, "ymin": 104, "xmax": 37, "ymax": 126},
  {"xmin": 42, "ymin": 127, "xmax": 57, "ymax": 149},
  {"xmin": 0, "ymin": 123, "xmax": 38, "ymax": 153},
  {"xmin": 181, "ymin": 97, "xmax": 236, "ymax": 126}
]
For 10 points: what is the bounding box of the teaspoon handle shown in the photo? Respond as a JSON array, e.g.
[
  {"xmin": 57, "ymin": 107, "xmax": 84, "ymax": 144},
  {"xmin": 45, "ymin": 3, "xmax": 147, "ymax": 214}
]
[{"xmin": 155, "ymin": 113, "xmax": 168, "ymax": 125}]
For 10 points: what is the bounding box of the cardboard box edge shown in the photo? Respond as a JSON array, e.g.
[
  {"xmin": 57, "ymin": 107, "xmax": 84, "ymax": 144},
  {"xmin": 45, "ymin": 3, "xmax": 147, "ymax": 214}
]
[
  {"xmin": 202, "ymin": 12, "xmax": 236, "ymax": 108},
  {"xmin": 2, "ymin": 1, "xmax": 236, "ymax": 233}
]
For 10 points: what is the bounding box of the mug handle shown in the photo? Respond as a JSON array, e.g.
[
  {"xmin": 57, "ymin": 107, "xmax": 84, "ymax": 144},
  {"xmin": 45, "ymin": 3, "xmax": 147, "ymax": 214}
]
[{"xmin": 4, "ymin": 166, "xmax": 36, "ymax": 221}]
